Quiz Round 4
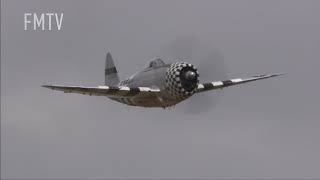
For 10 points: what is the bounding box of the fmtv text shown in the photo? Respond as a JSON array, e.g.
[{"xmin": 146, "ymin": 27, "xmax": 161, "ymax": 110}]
[{"xmin": 24, "ymin": 13, "xmax": 64, "ymax": 31}]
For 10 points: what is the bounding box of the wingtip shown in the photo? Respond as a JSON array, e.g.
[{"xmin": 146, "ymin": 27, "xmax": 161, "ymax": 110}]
[
  {"xmin": 271, "ymin": 73, "xmax": 285, "ymax": 77},
  {"xmin": 253, "ymin": 73, "xmax": 284, "ymax": 78},
  {"xmin": 42, "ymin": 85, "xmax": 52, "ymax": 89}
]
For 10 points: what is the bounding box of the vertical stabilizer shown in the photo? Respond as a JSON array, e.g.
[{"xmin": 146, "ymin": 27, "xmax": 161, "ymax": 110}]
[{"xmin": 105, "ymin": 52, "xmax": 120, "ymax": 86}]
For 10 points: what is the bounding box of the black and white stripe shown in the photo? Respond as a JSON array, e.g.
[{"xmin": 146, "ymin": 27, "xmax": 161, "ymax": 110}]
[
  {"xmin": 197, "ymin": 74, "xmax": 283, "ymax": 93},
  {"xmin": 42, "ymin": 85, "xmax": 160, "ymax": 97}
]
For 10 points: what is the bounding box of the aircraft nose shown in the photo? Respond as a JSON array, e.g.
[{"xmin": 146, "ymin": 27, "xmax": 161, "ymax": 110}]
[{"xmin": 184, "ymin": 71, "xmax": 196, "ymax": 81}]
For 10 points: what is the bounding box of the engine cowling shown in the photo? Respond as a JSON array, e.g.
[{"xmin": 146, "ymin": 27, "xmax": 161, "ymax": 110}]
[{"xmin": 165, "ymin": 62, "xmax": 199, "ymax": 99}]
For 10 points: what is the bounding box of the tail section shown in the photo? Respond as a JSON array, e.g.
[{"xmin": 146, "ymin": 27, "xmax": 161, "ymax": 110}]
[{"xmin": 105, "ymin": 52, "xmax": 120, "ymax": 86}]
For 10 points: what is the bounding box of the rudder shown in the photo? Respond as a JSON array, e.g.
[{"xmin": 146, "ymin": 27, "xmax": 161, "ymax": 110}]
[{"xmin": 105, "ymin": 52, "xmax": 120, "ymax": 86}]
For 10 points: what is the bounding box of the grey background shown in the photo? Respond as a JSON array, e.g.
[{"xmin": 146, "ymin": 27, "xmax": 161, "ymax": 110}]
[{"xmin": 1, "ymin": 0, "xmax": 320, "ymax": 179}]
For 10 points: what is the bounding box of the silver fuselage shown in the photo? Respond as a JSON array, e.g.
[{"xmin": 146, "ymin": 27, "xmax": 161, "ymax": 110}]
[{"xmin": 109, "ymin": 64, "xmax": 185, "ymax": 107}]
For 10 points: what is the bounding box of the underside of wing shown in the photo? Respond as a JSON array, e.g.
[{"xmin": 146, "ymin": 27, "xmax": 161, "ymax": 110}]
[
  {"xmin": 42, "ymin": 85, "xmax": 160, "ymax": 97},
  {"xmin": 197, "ymin": 74, "xmax": 283, "ymax": 93}
]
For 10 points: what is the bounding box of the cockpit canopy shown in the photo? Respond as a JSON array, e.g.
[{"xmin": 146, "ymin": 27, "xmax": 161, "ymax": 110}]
[{"xmin": 145, "ymin": 57, "xmax": 166, "ymax": 69}]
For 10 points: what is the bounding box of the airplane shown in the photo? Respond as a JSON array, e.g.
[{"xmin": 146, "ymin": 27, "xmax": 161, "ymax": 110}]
[{"xmin": 43, "ymin": 52, "xmax": 282, "ymax": 108}]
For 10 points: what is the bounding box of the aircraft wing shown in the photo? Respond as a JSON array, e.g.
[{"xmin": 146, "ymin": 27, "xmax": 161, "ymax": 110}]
[
  {"xmin": 196, "ymin": 74, "xmax": 283, "ymax": 93},
  {"xmin": 42, "ymin": 85, "xmax": 160, "ymax": 97}
]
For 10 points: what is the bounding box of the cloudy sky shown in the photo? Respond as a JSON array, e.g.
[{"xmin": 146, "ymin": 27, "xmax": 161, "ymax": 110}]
[{"xmin": 2, "ymin": 0, "xmax": 320, "ymax": 179}]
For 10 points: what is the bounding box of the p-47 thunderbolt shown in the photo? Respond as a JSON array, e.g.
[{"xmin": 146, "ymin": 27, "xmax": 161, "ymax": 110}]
[{"xmin": 43, "ymin": 52, "xmax": 282, "ymax": 108}]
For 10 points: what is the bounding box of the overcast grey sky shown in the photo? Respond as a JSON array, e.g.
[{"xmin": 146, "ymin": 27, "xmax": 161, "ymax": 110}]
[{"xmin": 2, "ymin": 0, "xmax": 320, "ymax": 179}]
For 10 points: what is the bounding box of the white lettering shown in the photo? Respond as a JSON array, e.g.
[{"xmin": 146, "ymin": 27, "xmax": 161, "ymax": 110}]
[
  {"xmin": 24, "ymin": 13, "xmax": 64, "ymax": 31},
  {"xmin": 24, "ymin": 13, "xmax": 32, "ymax": 30},
  {"xmin": 34, "ymin": 13, "xmax": 45, "ymax": 30},
  {"xmin": 46, "ymin": 13, "xmax": 54, "ymax": 30},
  {"xmin": 55, "ymin": 13, "xmax": 63, "ymax": 30}
]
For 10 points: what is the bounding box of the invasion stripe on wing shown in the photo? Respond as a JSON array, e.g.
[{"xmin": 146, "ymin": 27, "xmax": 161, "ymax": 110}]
[
  {"xmin": 107, "ymin": 87, "xmax": 120, "ymax": 94},
  {"xmin": 119, "ymin": 86, "xmax": 130, "ymax": 91},
  {"xmin": 222, "ymin": 80, "xmax": 233, "ymax": 86},
  {"xmin": 43, "ymin": 84, "xmax": 160, "ymax": 97},
  {"xmin": 126, "ymin": 87, "xmax": 140, "ymax": 96},
  {"xmin": 198, "ymin": 79, "xmax": 245, "ymax": 91},
  {"xmin": 231, "ymin": 78, "xmax": 242, "ymax": 83},
  {"xmin": 203, "ymin": 83, "xmax": 214, "ymax": 89},
  {"xmin": 97, "ymin": 86, "xmax": 159, "ymax": 96},
  {"xmin": 196, "ymin": 74, "xmax": 283, "ymax": 92},
  {"xmin": 212, "ymin": 81, "xmax": 223, "ymax": 86},
  {"xmin": 98, "ymin": 86, "xmax": 109, "ymax": 89}
]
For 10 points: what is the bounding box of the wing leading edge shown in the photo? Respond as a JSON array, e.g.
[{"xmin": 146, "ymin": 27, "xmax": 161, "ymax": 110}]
[
  {"xmin": 197, "ymin": 74, "xmax": 283, "ymax": 93},
  {"xmin": 42, "ymin": 85, "xmax": 160, "ymax": 97}
]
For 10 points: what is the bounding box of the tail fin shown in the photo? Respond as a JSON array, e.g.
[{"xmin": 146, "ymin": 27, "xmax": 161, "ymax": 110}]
[{"xmin": 105, "ymin": 52, "xmax": 120, "ymax": 86}]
